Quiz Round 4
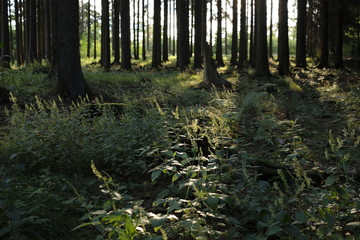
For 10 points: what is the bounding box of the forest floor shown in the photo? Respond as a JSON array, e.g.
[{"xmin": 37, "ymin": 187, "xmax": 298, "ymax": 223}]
[{"xmin": 0, "ymin": 58, "xmax": 360, "ymax": 239}]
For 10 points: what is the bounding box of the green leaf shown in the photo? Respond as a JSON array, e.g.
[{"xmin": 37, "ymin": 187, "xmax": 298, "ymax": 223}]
[
  {"xmin": 206, "ymin": 196, "xmax": 219, "ymax": 211},
  {"xmin": 324, "ymin": 175, "xmax": 337, "ymax": 186},
  {"xmin": 172, "ymin": 173, "xmax": 180, "ymax": 183},
  {"xmin": 72, "ymin": 221, "xmax": 100, "ymax": 231},
  {"xmin": 266, "ymin": 224, "xmax": 282, "ymax": 236},
  {"xmin": 295, "ymin": 211, "xmax": 307, "ymax": 224},
  {"xmin": 151, "ymin": 170, "xmax": 161, "ymax": 182},
  {"xmin": 226, "ymin": 217, "xmax": 241, "ymax": 225},
  {"xmin": 156, "ymin": 189, "xmax": 169, "ymax": 199},
  {"xmin": 150, "ymin": 215, "xmax": 167, "ymax": 232},
  {"xmin": 346, "ymin": 222, "xmax": 360, "ymax": 227}
]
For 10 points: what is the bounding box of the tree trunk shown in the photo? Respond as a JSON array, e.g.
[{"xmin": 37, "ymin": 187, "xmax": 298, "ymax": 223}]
[
  {"xmin": 29, "ymin": 0, "xmax": 37, "ymax": 62},
  {"xmin": 176, "ymin": 0, "xmax": 189, "ymax": 71},
  {"xmin": 238, "ymin": 0, "xmax": 246, "ymax": 69},
  {"xmin": 94, "ymin": 0, "xmax": 97, "ymax": 59},
  {"xmin": 1, "ymin": 0, "xmax": 11, "ymax": 68},
  {"xmin": 112, "ymin": 0, "xmax": 120, "ymax": 64},
  {"xmin": 15, "ymin": 0, "xmax": 24, "ymax": 66},
  {"xmin": 142, "ymin": 0, "xmax": 146, "ymax": 60},
  {"xmin": 193, "ymin": 0, "xmax": 202, "ymax": 69},
  {"xmin": 163, "ymin": 0, "xmax": 169, "ymax": 62},
  {"xmin": 277, "ymin": 0, "xmax": 290, "ymax": 75},
  {"xmin": 268, "ymin": 0, "xmax": 273, "ymax": 59},
  {"xmin": 101, "ymin": 0, "xmax": 110, "ymax": 70},
  {"xmin": 249, "ymin": 0, "xmax": 255, "ymax": 67},
  {"xmin": 152, "ymin": 0, "xmax": 162, "ymax": 68},
  {"xmin": 255, "ymin": 0, "xmax": 270, "ymax": 76},
  {"xmin": 120, "ymin": 0, "xmax": 132, "ymax": 70},
  {"xmin": 55, "ymin": 0, "xmax": 91, "ymax": 100},
  {"xmin": 230, "ymin": 0, "xmax": 238, "ymax": 65},
  {"xmin": 47, "ymin": 0, "xmax": 58, "ymax": 80},
  {"xmin": 87, "ymin": 0, "xmax": 91, "ymax": 58},
  {"xmin": 296, "ymin": 0, "xmax": 307, "ymax": 68},
  {"xmin": 318, "ymin": 0, "xmax": 329, "ymax": 68},
  {"xmin": 202, "ymin": 42, "xmax": 232, "ymax": 89},
  {"xmin": 215, "ymin": 0, "xmax": 224, "ymax": 66},
  {"xmin": 334, "ymin": 0, "xmax": 343, "ymax": 68}
]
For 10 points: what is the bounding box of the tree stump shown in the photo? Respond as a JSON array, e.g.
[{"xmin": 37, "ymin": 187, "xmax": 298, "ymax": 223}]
[{"xmin": 202, "ymin": 43, "xmax": 232, "ymax": 89}]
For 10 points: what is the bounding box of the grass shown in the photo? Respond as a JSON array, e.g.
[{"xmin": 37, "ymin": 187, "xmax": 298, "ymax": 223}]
[{"xmin": 1, "ymin": 58, "xmax": 360, "ymax": 239}]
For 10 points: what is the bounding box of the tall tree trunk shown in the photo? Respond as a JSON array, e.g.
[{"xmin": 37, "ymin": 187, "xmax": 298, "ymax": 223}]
[
  {"xmin": 210, "ymin": 0, "xmax": 213, "ymax": 56},
  {"xmin": 268, "ymin": 0, "xmax": 273, "ymax": 59},
  {"xmin": 29, "ymin": 0, "xmax": 37, "ymax": 62},
  {"xmin": 55, "ymin": 0, "xmax": 91, "ymax": 100},
  {"xmin": 249, "ymin": 0, "xmax": 255, "ymax": 67},
  {"xmin": 255, "ymin": 0, "xmax": 270, "ymax": 76},
  {"xmin": 142, "ymin": 0, "xmax": 146, "ymax": 60},
  {"xmin": 152, "ymin": 0, "xmax": 162, "ymax": 68},
  {"xmin": 87, "ymin": 0, "xmax": 91, "ymax": 58},
  {"xmin": 201, "ymin": 0, "xmax": 207, "ymax": 52},
  {"xmin": 334, "ymin": 0, "xmax": 343, "ymax": 68},
  {"xmin": 1, "ymin": 0, "xmax": 10, "ymax": 68},
  {"xmin": 176, "ymin": 0, "xmax": 189, "ymax": 71},
  {"xmin": 230, "ymin": 0, "xmax": 238, "ymax": 65},
  {"xmin": 296, "ymin": 0, "xmax": 307, "ymax": 68},
  {"xmin": 238, "ymin": 0, "xmax": 246, "ymax": 69},
  {"xmin": 277, "ymin": 0, "xmax": 290, "ymax": 75},
  {"xmin": 193, "ymin": 0, "xmax": 202, "ymax": 69},
  {"xmin": 121, "ymin": 0, "xmax": 132, "ymax": 70},
  {"xmin": 101, "ymin": 0, "xmax": 110, "ymax": 70},
  {"xmin": 44, "ymin": 0, "xmax": 51, "ymax": 61},
  {"xmin": 113, "ymin": 0, "xmax": 120, "ymax": 64},
  {"xmin": 94, "ymin": 0, "xmax": 97, "ymax": 59},
  {"xmin": 163, "ymin": 0, "xmax": 169, "ymax": 62},
  {"xmin": 136, "ymin": 0, "xmax": 140, "ymax": 60},
  {"xmin": 15, "ymin": 0, "xmax": 24, "ymax": 65},
  {"xmin": 216, "ymin": 0, "xmax": 224, "ymax": 66},
  {"xmin": 318, "ymin": 0, "xmax": 329, "ymax": 68}
]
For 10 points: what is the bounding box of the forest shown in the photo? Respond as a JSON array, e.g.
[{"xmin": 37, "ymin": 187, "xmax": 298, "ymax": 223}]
[{"xmin": 1, "ymin": 0, "xmax": 360, "ymax": 239}]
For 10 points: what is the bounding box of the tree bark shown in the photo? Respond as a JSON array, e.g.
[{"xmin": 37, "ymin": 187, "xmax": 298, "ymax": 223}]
[
  {"xmin": 101, "ymin": 0, "xmax": 110, "ymax": 70},
  {"xmin": 15, "ymin": 0, "xmax": 24, "ymax": 65},
  {"xmin": 277, "ymin": 0, "xmax": 290, "ymax": 75},
  {"xmin": 94, "ymin": 0, "xmax": 97, "ymax": 59},
  {"xmin": 152, "ymin": 0, "xmax": 162, "ymax": 68},
  {"xmin": 55, "ymin": 0, "xmax": 91, "ymax": 100},
  {"xmin": 142, "ymin": 0, "xmax": 146, "ymax": 60},
  {"xmin": 47, "ymin": 0, "xmax": 58, "ymax": 80},
  {"xmin": 268, "ymin": 0, "xmax": 273, "ymax": 59},
  {"xmin": 215, "ymin": 0, "xmax": 225, "ymax": 66},
  {"xmin": 163, "ymin": 0, "xmax": 169, "ymax": 62},
  {"xmin": 29, "ymin": 0, "xmax": 37, "ymax": 62},
  {"xmin": 120, "ymin": 0, "xmax": 132, "ymax": 70},
  {"xmin": 1, "ymin": 0, "xmax": 11, "ymax": 68},
  {"xmin": 249, "ymin": 0, "xmax": 255, "ymax": 67},
  {"xmin": 238, "ymin": 0, "xmax": 247, "ymax": 69},
  {"xmin": 318, "ymin": 0, "xmax": 329, "ymax": 68},
  {"xmin": 334, "ymin": 0, "xmax": 343, "ymax": 68},
  {"xmin": 193, "ymin": 0, "xmax": 202, "ymax": 69},
  {"xmin": 202, "ymin": 42, "xmax": 232, "ymax": 89},
  {"xmin": 296, "ymin": 0, "xmax": 307, "ymax": 68},
  {"xmin": 112, "ymin": 0, "xmax": 120, "ymax": 64},
  {"xmin": 87, "ymin": 0, "xmax": 91, "ymax": 58},
  {"xmin": 230, "ymin": 0, "xmax": 238, "ymax": 65},
  {"xmin": 176, "ymin": 0, "xmax": 189, "ymax": 71},
  {"xmin": 255, "ymin": 0, "xmax": 270, "ymax": 76}
]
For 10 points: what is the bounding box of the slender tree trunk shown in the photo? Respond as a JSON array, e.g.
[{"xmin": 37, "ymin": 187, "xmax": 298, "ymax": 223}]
[
  {"xmin": 152, "ymin": 0, "xmax": 162, "ymax": 68},
  {"xmin": 136, "ymin": 0, "xmax": 140, "ymax": 60},
  {"xmin": 193, "ymin": 0, "xmax": 202, "ymax": 69},
  {"xmin": 230, "ymin": 0, "xmax": 238, "ymax": 65},
  {"xmin": 163, "ymin": 0, "xmax": 169, "ymax": 62},
  {"xmin": 249, "ymin": 0, "xmax": 255, "ymax": 67},
  {"xmin": 201, "ymin": 0, "xmax": 207, "ymax": 52},
  {"xmin": 216, "ymin": 0, "xmax": 224, "ymax": 66},
  {"xmin": 146, "ymin": 0, "xmax": 150, "ymax": 52},
  {"xmin": 278, "ymin": 0, "xmax": 290, "ymax": 75},
  {"xmin": 113, "ymin": 0, "xmax": 120, "ymax": 64},
  {"xmin": 268, "ymin": 0, "xmax": 273, "ymax": 59},
  {"xmin": 56, "ymin": 0, "xmax": 91, "ymax": 100},
  {"xmin": 210, "ymin": 0, "xmax": 213, "ymax": 56},
  {"xmin": 44, "ymin": 0, "xmax": 51, "ymax": 61},
  {"xmin": 121, "ymin": 0, "xmax": 132, "ymax": 70},
  {"xmin": 101, "ymin": 0, "xmax": 110, "ymax": 70},
  {"xmin": 172, "ymin": 0, "xmax": 176, "ymax": 56},
  {"xmin": 334, "ymin": 0, "xmax": 343, "ymax": 68},
  {"xmin": 255, "ymin": 0, "xmax": 270, "ymax": 76},
  {"xmin": 238, "ymin": 0, "xmax": 246, "ymax": 69},
  {"xmin": 295, "ymin": 0, "xmax": 307, "ymax": 68},
  {"xmin": 29, "ymin": 0, "xmax": 37, "ymax": 62},
  {"xmin": 15, "ymin": 0, "xmax": 24, "ymax": 65},
  {"xmin": 47, "ymin": 0, "xmax": 58, "ymax": 79},
  {"xmin": 318, "ymin": 0, "xmax": 329, "ymax": 68},
  {"xmin": 1, "ymin": 0, "xmax": 11, "ymax": 68},
  {"xmin": 87, "ymin": 0, "xmax": 91, "ymax": 58},
  {"xmin": 142, "ymin": 0, "xmax": 146, "ymax": 60},
  {"xmin": 94, "ymin": 0, "xmax": 97, "ymax": 59},
  {"xmin": 224, "ymin": 0, "xmax": 228, "ymax": 55}
]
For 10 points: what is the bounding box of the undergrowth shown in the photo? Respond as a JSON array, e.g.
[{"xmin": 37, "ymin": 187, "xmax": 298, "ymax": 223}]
[{"xmin": 1, "ymin": 64, "xmax": 360, "ymax": 239}]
